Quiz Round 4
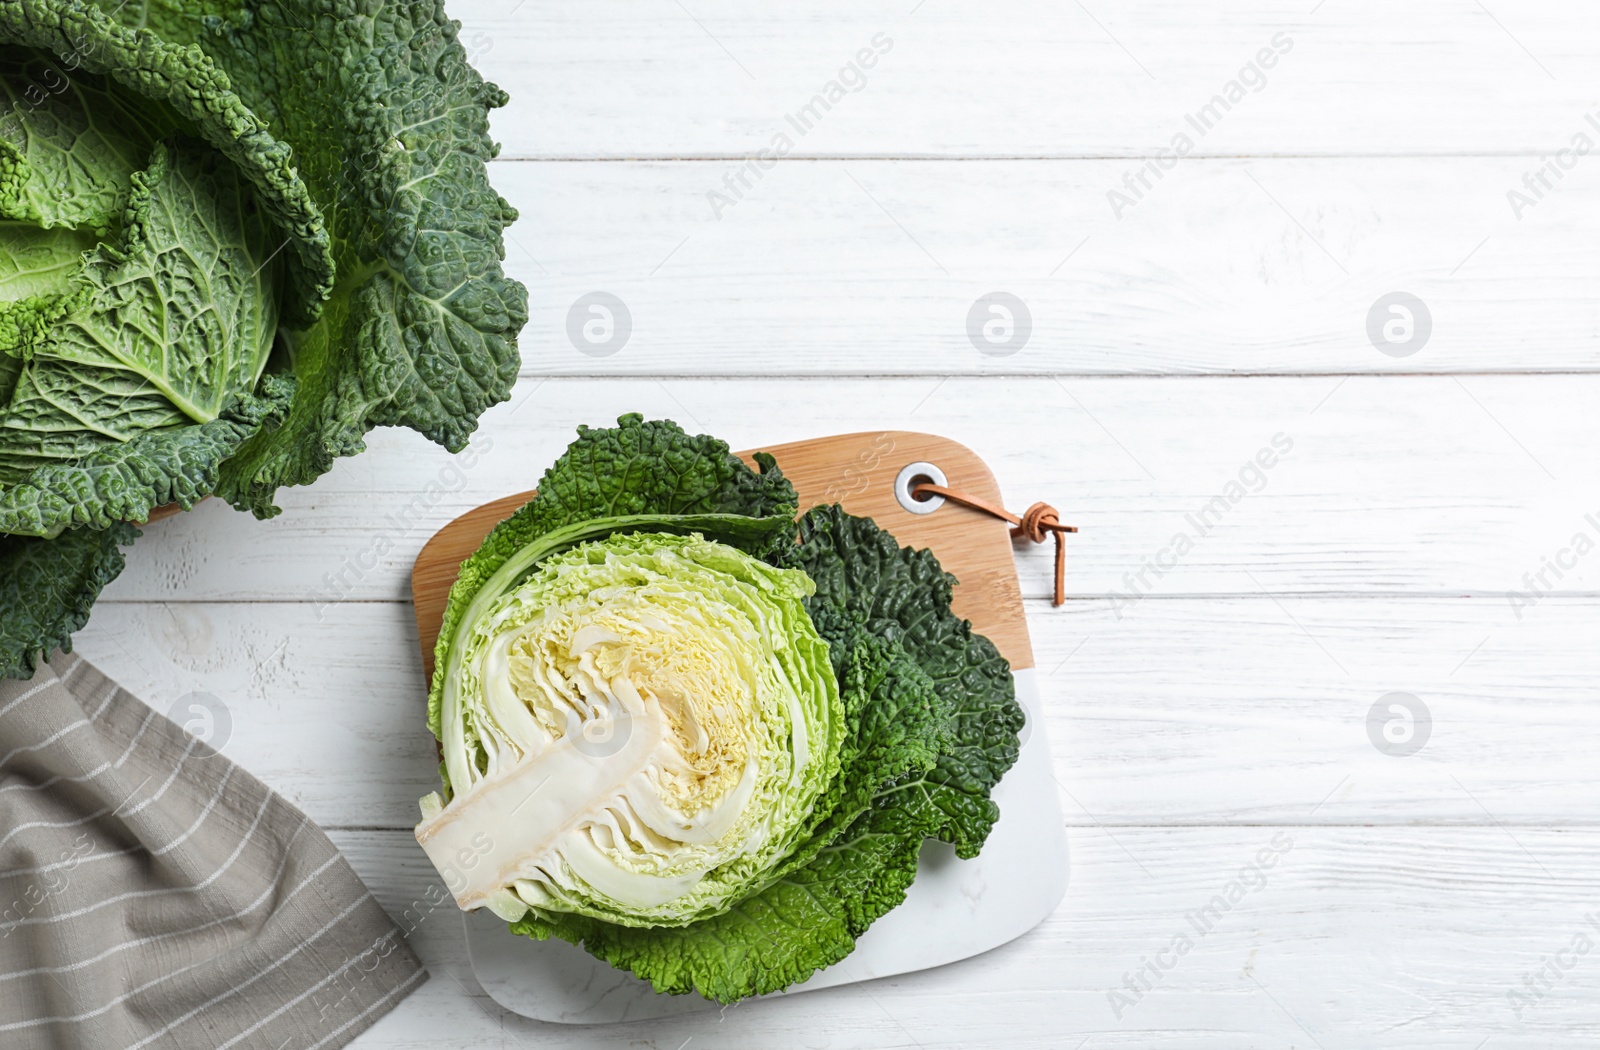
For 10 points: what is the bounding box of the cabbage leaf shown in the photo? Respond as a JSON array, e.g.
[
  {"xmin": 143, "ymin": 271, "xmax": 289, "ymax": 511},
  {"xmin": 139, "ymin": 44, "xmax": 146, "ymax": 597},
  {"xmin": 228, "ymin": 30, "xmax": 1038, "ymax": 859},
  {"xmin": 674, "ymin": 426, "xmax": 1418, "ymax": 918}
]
[{"xmin": 0, "ymin": 520, "xmax": 133, "ymax": 679}]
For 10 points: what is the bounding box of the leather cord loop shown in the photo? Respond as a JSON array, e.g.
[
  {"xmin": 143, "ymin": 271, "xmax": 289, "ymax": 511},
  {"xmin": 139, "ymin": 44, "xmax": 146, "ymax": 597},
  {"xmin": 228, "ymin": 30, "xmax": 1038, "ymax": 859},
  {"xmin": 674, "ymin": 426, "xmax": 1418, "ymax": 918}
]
[{"xmin": 911, "ymin": 483, "xmax": 1077, "ymax": 607}]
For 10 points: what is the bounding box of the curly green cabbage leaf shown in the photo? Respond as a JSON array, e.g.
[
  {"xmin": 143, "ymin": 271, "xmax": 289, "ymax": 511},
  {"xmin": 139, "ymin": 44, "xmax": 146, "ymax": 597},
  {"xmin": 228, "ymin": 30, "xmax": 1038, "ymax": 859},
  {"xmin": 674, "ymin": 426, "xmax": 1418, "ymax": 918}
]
[
  {"xmin": 418, "ymin": 532, "xmax": 844, "ymax": 927},
  {"xmin": 0, "ymin": 520, "xmax": 133, "ymax": 679},
  {"xmin": 424, "ymin": 417, "xmax": 1024, "ymax": 1003},
  {"xmin": 0, "ymin": 0, "xmax": 526, "ymax": 676}
]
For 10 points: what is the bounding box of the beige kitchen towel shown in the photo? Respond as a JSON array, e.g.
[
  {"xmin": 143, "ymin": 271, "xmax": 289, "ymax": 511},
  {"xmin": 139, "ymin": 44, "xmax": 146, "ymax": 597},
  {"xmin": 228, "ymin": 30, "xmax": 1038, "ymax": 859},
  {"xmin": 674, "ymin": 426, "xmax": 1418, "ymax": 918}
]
[{"xmin": 0, "ymin": 651, "xmax": 426, "ymax": 1049}]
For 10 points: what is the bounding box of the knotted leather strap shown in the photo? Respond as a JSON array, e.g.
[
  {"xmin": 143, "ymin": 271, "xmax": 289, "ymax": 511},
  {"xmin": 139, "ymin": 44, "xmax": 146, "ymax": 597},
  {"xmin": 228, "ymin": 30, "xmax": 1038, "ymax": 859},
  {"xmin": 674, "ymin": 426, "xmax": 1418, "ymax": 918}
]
[{"xmin": 911, "ymin": 484, "xmax": 1077, "ymax": 606}]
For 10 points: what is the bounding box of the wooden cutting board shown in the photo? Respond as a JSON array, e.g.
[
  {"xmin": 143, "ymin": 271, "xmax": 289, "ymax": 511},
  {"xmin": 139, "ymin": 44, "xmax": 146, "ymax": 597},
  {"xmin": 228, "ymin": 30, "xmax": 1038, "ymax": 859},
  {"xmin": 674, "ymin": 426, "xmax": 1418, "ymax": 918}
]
[{"xmin": 411, "ymin": 431, "xmax": 1034, "ymax": 679}]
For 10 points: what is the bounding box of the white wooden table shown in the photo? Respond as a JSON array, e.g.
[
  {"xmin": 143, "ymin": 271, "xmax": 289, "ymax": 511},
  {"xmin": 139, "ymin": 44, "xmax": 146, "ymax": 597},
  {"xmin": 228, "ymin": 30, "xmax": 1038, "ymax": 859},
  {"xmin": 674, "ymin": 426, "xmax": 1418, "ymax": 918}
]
[{"xmin": 72, "ymin": 2, "xmax": 1600, "ymax": 1045}]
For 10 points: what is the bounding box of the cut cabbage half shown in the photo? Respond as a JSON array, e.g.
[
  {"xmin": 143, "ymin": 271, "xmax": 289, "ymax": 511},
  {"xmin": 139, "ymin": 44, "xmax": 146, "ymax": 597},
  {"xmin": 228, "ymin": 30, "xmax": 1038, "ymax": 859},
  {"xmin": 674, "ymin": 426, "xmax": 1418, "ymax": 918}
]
[{"xmin": 417, "ymin": 531, "xmax": 843, "ymax": 926}]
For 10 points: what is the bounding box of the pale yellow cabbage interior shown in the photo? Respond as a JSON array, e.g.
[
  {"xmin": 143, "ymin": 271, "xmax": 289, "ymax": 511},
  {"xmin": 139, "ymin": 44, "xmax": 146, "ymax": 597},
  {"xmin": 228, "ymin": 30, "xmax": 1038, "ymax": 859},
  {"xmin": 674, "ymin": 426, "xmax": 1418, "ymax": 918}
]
[{"xmin": 415, "ymin": 532, "xmax": 842, "ymax": 927}]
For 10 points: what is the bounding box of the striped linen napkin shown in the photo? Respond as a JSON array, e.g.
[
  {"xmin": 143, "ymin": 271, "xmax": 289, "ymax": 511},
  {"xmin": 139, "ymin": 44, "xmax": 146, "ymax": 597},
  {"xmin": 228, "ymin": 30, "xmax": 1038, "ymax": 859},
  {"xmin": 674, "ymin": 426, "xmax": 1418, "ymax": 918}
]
[{"xmin": 0, "ymin": 652, "xmax": 426, "ymax": 1049}]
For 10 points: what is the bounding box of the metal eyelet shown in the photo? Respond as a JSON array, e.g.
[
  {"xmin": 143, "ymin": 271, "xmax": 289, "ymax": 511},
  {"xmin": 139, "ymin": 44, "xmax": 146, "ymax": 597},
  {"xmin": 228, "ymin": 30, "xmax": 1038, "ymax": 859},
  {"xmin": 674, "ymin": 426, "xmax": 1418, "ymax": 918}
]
[{"xmin": 895, "ymin": 461, "xmax": 947, "ymax": 515}]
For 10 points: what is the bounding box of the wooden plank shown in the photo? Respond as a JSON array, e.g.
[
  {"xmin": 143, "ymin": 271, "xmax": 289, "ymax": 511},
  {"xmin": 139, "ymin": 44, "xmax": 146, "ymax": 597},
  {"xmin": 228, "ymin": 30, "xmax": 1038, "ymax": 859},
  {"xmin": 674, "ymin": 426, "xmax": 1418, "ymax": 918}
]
[
  {"xmin": 68, "ymin": 595, "xmax": 1600, "ymax": 829},
  {"xmin": 333, "ymin": 825, "xmax": 1600, "ymax": 1047},
  {"xmin": 485, "ymin": 157, "xmax": 1600, "ymax": 374},
  {"xmin": 460, "ymin": 0, "xmax": 1600, "ymax": 158},
  {"xmin": 70, "ymin": 602, "xmax": 438, "ymax": 830},
  {"xmin": 411, "ymin": 431, "xmax": 1032, "ymax": 682},
  {"xmin": 100, "ymin": 375, "xmax": 1600, "ymax": 602},
  {"xmin": 1039, "ymin": 595, "xmax": 1600, "ymax": 826}
]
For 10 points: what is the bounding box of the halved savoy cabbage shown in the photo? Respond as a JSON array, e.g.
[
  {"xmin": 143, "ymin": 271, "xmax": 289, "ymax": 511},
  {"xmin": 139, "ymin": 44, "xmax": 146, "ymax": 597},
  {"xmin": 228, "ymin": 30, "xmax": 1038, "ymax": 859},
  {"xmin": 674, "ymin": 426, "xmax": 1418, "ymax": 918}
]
[{"xmin": 421, "ymin": 415, "xmax": 1023, "ymax": 1003}]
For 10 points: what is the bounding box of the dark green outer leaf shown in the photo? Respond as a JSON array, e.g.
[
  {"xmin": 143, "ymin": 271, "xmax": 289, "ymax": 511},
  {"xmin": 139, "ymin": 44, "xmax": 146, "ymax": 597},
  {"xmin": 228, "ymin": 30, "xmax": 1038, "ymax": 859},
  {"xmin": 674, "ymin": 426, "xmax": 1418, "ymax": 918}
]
[
  {"xmin": 0, "ymin": 376, "xmax": 293, "ymax": 538},
  {"xmin": 0, "ymin": 519, "xmax": 133, "ymax": 679},
  {"xmin": 792, "ymin": 504, "xmax": 1024, "ymax": 857}
]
